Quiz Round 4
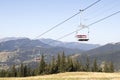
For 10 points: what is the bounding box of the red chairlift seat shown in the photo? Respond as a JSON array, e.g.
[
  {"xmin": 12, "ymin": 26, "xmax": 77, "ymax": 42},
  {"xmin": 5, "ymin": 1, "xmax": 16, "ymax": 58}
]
[
  {"xmin": 76, "ymin": 34, "xmax": 89, "ymax": 41},
  {"xmin": 36, "ymin": 57, "xmax": 40, "ymax": 61}
]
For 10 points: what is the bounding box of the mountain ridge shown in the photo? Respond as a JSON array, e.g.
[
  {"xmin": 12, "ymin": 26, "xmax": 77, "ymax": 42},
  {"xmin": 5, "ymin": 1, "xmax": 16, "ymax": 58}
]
[
  {"xmin": 39, "ymin": 38, "xmax": 100, "ymax": 50},
  {"xmin": 73, "ymin": 42, "xmax": 120, "ymax": 71}
]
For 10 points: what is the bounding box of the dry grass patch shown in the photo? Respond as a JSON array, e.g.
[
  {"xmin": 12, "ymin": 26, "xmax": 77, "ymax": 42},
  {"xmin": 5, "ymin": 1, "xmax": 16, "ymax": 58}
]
[{"xmin": 0, "ymin": 72, "xmax": 120, "ymax": 80}]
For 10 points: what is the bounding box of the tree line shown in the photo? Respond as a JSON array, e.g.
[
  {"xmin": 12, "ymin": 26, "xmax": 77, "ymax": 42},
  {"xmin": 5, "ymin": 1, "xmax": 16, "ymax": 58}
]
[{"xmin": 0, "ymin": 52, "xmax": 114, "ymax": 77}]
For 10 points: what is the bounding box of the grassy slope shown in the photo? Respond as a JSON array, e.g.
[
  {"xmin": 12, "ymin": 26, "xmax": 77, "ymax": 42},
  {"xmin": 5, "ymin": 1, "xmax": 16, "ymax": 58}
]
[{"xmin": 0, "ymin": 72, "xmax": 120, "ymax": 80}]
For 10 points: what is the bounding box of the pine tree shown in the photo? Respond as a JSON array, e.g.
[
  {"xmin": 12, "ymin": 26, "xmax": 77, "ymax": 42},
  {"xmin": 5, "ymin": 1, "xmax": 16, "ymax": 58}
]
[
  {"xmin": 11, "ymin": 65, "xmax": 17, "ymax": 77},
  {"xmin": 92, "ymin": 58, "xmax": 98, "ymax": 72},
  {"xmin": 38, "ymin": 54, "xmax": 46, "ymax": 74},
  {"xmin": 73, "ymin": 59, "xmax": 81, "ymax": 71},
  {"xmin": 79, "ymin": 60, "xmax": 84, "ymax": 71},
  {"xmin": 17, "ymin": 63, "xmax": 24, "ymax": 77},
  {"xmin": 103, "ymin": 61, "xmax": 109, "ymax": 72},
  {"xmin": 0, "ymin": 70, "xmax": 1, "ymax": 77},
  {"xmin": 85, "ymin": 57, "xmax": 90, "ymax": 72},
  {"xmin": 109, "ymin": 62, "xmax": 114, "ymax": 72},
  {"xmin": 49, "ymin": 56, "xmax": 57, "ymax": 74},
  {"xmin": 56, "ymin": 53, "xmax": 61, "ymax": 72},
  {"xmin": 34, "ymin": 68, "xmax": 38, "ymax": 76},
  {"xmin": 66, "ymin": 56, "xmax": 73, "ymax": 72},
  {"xmin": 5, "ymin": 70, "xmax": 10, "ymax": 77},
  {"xmin": 23, "ymin": 65, "xmax": 28, "ymax": 77},
  {"xmin": 44, "ymin": 63, "xmax": 50, "ymax": 74},
  {"xmin": 31, "ymin": 69, "xmax": 35, "ymax": 76},
  {"xmin": 0, "ymin": 70, "xmax": 6, "ymax": 77},
  {"xmin": 60, "ymin": 52, "xmax": 66, "ymax": 72},
  {"xmin": 26, "ymin": 66, "xmax": 31, "ymax": 76}
]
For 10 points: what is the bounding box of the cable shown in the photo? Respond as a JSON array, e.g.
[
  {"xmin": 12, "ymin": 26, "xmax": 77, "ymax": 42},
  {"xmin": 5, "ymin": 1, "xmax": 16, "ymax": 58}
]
[
  {"xmin": 58, "ymin": 28, "xmax": 83, "ymax": 40},
  {"xmin": 87, "ymin": 11, "xmax": 120, "ymax": 26},
  {"xmin": 35, "ymin": 11, "xmax": 81, "ymax": 38},
  {"xmin": 35, "ymin": 0, "xmax": 101, "ymax": 38},
  {"xmin": 82, "ymin": 0, "xmax": 101, "ymax": 11},
  {"xmin": 86, "ymin": 0, "xmax": 119, "ymax": 22},
  {"xmin": 47, "ymin": 10, "xmax": 120, "ymax": 44}
]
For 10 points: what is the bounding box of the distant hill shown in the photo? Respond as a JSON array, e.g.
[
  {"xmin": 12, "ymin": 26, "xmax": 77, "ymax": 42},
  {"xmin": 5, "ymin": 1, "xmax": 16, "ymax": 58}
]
[
  {"xmin": 0, "ymin": 38, "xmax": 50, "ymax": 51},
  {"xmin": 0, "ymin": 38, "xmax": 83, "ymax": 54},
  {"xmin": 0, "ymin": 37, "xmax": 26, "ymax": 43},
  {"xmin": 73, "ymin": 42, "xmax": 120, "ymax": 71},
  {"xmin": 84, "ymin": 42, "xmax": 120, "ymax": 56},
  {"xmin": 39, "ymin": 38, "xmax": 100, "ymax": 50},
  {"xmin": 0, "ymin": 38, "xmax": 84, "ymax": 68}
]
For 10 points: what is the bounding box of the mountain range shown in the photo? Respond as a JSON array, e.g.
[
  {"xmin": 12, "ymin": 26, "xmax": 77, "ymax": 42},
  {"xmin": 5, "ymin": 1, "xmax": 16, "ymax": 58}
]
[
  {"xmin": 0, "ymin": 37, "xmax": 93, "ymax": 68},
  {"xmin": 0, "ymin": 37, "xmax": 120, "ymax": 71}
]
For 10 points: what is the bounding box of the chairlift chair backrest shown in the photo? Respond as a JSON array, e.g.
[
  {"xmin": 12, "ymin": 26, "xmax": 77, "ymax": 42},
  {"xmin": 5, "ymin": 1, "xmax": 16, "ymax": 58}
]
[{"xmin": 76, "ymin": 34, "xmax": 89, "ymax": 41}]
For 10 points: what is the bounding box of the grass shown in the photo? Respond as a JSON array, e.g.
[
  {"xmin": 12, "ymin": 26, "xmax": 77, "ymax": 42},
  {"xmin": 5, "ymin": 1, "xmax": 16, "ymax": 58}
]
[{"xmin": 0, "ymin": 72, "xmax": 120, "ymax": 80}]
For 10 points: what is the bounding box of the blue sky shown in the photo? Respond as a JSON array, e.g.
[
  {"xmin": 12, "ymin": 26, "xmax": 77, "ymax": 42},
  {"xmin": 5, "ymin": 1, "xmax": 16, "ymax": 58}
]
[{"xmin": 0, "ymin": 0, "xmax": 120, "ymax": 45}]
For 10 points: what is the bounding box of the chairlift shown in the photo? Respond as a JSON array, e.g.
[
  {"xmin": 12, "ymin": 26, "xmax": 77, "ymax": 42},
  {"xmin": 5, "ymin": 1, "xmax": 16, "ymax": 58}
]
[
  {"xmin": 76, "ymin": 34, "xmax": 89, "ymax": 41},
  {"xmin": 35, "ymin": 57, "xmax": 41, "ymax": 62},
  {"xmin": 76, "ymin": 10, "xmax": 89, "ymax": 41},
  {"xmin": 76, "ymin": 24, "xmax": 89, "ymax": 41}
]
